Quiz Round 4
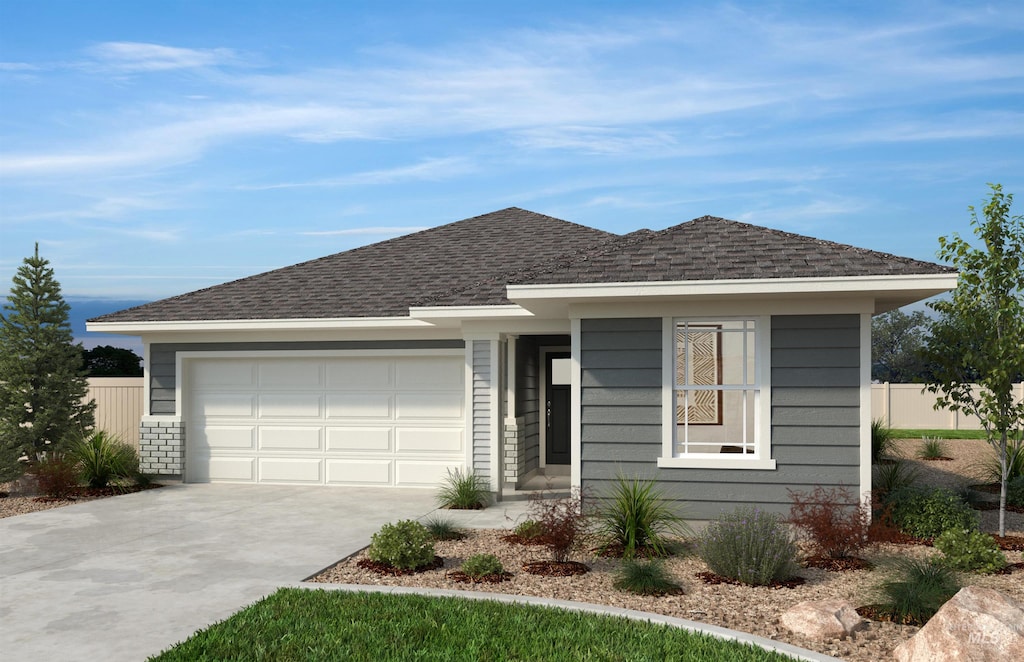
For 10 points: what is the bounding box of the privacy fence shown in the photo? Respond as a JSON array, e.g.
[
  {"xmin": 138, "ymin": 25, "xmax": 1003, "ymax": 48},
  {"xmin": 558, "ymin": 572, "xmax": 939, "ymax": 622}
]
[
  {"xmin": 85, "ymin": 379, "xmax": 1024, "ymax": 450},
  {"xmin": 872, "ymin": 382, "xmax": 1024, "ymax": 431}
]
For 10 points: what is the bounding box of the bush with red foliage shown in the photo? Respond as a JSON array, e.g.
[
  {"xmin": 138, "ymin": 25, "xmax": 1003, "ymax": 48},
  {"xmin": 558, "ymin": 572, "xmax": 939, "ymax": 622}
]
[
  {"xmin": 788, "ymin": 485, "xmax": 871, "ymax": 559},
  {"xmin": 31, "ymin": 454, "xmax": 80, "ymax": 499},
  {"xmin": 528, "ymin": 488, "xmax": 590, "ymax": 563}
]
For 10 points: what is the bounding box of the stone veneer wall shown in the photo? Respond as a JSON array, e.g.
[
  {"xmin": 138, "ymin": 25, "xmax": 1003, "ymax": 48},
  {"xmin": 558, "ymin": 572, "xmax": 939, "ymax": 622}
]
[
  {"xmin": 139, "ymin": 417, "xmax": 184, "ymax": 476},
  {"xmin": 503, "ymin": 417, "xmax": 525, "ymax": 487}
]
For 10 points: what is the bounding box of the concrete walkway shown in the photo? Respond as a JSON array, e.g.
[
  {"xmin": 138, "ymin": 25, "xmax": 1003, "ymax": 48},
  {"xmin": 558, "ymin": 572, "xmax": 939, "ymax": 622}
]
[{"xmin": 0, "ymin": 483, "xmax": 531, "ymax": 662}]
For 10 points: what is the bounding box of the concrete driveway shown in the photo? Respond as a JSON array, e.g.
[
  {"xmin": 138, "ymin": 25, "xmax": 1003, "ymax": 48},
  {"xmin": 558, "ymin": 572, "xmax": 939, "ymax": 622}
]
[{"xmin": 0, "ymin": 483, "xmax": 461, "ymax": 661}]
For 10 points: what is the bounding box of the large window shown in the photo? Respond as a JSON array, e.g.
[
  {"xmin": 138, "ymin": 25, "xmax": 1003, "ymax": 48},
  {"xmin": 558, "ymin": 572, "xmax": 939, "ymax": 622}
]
[{"xmin": 660, "ymin": 317, "xmax": 774, "ymax": 469}]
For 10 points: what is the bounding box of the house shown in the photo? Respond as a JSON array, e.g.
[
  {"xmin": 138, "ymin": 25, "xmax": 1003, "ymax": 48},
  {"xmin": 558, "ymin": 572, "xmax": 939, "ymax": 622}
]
[{"xmin": 88, "ymin": 208, "xmax": 957, "ymax": 517}]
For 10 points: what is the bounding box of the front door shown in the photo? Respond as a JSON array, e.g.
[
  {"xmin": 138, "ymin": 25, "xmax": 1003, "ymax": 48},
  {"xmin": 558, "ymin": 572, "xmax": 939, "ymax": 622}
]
[{"xmin": 546, "ymin": 353, "xmax": 571, "ymax": 465}]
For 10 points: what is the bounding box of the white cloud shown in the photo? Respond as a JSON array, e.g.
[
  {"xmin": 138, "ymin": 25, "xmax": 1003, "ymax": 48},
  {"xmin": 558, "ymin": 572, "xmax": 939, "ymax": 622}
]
[
  {"xmin": 241, "ymin": 157, "xmax": 475, "ymax": 190},
  {"xmin": 85, "ymin": 42, "xmax": 238, "ymax": 72},
  {"xmin": 298, "ymin": 226, "xmax": 429, "ymax": 237}
]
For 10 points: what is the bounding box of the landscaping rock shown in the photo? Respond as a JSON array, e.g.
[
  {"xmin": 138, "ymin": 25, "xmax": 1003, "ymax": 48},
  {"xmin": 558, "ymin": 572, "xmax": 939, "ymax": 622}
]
[
  {"xmin": 780, "ymin": 599, "xmax": 865, "ymax": 640},
  {"xmin": 892, "ymin": 586, "xmax": 1024, "ymax": 662}
]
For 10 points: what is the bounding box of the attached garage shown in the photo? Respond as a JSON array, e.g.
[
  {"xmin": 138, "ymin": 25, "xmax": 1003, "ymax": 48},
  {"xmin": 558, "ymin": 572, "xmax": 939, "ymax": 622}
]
[{"xmin": 183, "ymin": 351, "xmax": 466, "ymax": 486}]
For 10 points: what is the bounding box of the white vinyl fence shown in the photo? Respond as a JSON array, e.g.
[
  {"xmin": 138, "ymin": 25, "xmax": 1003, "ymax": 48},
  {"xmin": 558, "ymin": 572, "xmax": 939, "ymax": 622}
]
[
  {"xmin": 872, "ymin": 382, "xmax": 1024, "ymax": 430},
  {"xmin": 87, "ymin": 377, "xmax": 145, "ymax": 449}
]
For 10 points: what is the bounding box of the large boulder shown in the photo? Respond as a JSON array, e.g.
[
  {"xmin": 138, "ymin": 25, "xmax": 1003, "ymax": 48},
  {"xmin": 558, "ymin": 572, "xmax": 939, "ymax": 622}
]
[
  {"xmin": 780, "ymin": 599, "xmax": 865, "ymax": 640},
  {"xmin": 893, "ymin": 586, "xmax": 1024, "ymax": 661}
]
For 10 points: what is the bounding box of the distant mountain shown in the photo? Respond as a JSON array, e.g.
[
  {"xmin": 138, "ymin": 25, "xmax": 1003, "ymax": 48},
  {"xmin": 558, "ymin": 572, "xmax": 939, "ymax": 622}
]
[{"xmin": 67, "ymin": 298, "xmax": 150, "ymax": 354}]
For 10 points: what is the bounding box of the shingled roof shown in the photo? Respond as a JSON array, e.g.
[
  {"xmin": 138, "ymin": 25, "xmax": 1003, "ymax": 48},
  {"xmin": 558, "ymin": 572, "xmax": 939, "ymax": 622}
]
[
  {"xmin": 92, "ymin": 210, "xmax": 953, "ymax": 323},
  {"xmin": 92, "ymin": 208, "xmax": 614, "ymax": 322}
]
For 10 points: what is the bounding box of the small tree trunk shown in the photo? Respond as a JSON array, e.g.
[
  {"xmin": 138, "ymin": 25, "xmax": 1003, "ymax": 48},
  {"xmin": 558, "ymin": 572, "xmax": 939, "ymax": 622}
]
[{"xmin": 998, "ymin": 430, "xmax": 1007, "ymax": 538}]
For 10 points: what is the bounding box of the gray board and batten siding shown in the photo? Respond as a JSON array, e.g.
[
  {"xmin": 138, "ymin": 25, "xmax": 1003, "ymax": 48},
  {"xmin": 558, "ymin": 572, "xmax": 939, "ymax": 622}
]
[
  {"xmin": 471, "ymin": 339, "xmax": 492, "ymax": 481},
  {"xmin": 579, "ymin": 315, "xmax": 861, "ymax": 520},
  {"xmin": 147, "ymin": 340, "xmax": 466, "ymax": 416}
]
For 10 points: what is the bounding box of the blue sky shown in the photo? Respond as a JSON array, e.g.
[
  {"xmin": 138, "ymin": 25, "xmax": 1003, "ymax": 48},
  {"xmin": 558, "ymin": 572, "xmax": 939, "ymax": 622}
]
[{"xmin": 2, "ymin": 1, "xmax": 1023, "ymax": 320}]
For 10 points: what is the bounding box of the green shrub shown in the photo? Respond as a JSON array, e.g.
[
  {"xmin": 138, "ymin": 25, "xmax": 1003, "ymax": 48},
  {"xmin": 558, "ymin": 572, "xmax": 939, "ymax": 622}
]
[
  {"xmin": 461, "ymin": 554, "xmax": 504, "ymax": 578},
  {"xmin": 1009, "ymin": 476, "xmax": 1024, "ymax": 508},
  {"xmin": 873, "ymin": 557, "xmax": 959, "ymax": 626},
  {"xmin": 594, "ymin": 475, "xmax": 691, "ymax": 559},
  {"xmin": 873, "ymin": 458, "xmax": 920, "ymax": 495},
  {"xmin": 513, "ymin": 519, "xmax": 545, "ymax": 541},
  {"xmin": 933, "ymin": 529, "xmax": 1007, "ymax": 574},
  {"xmin": 917, "ymin": 437, "xmax": 947, "ymax": 460},
  {"xmin": 972, "ymin": 439, "xmax": 1024, "ymax": 484},
  {"xmin": 886, "ymin": 487, "xmax": 979, "ymax": 539},
  {"xmin": 31, "ymin": 454, "xmax": 79, "ymax": 498},
  {"xmin": 422, "ymin": 516, "xmax": 464, "ymax": 541},
  {"xmin": 436, "ymin": 468, "xmax": 489, "ymax": 510},
  {"xmin": 613, "ymin": 559, "xmax": 682, "ymax": 596},
  {"xmin": 68, "ymin": 431, "xmax": 137, "ymax": 488},
  {"xmin": 367, "ymin": 520, "xmax": 436, "ymax": 570},
  {"xmin": 871, "ymin": 419, "xmax": 895, "ymax": 463},
  {"xmin": 695, "ymin": 507, "xmax": 799, "ymax": 586}
]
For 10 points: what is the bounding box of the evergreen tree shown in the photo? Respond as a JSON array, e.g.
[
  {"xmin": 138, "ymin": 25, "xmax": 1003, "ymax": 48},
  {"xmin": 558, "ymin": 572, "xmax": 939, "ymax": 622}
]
[{"xmin": 0, "ymin": 244, "xmax": 95, "ymax": 480}]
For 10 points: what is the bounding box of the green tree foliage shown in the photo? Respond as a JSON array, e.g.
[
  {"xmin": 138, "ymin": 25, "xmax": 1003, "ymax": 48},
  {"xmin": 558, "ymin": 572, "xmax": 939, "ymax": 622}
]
[
  {"xmin": 922, "ymin": 184, "xmax": 1024, "ymax": 536},
  {"xmin": 872, "ymin": 309, "xmax": 930, "ymax": 382},
  {"xmin": 81, "ymin": 345, "xmax": 143, "ymax": 377},
  {"xmin": 0, "ymin": 245, "xmax": 95, "ymax": 479}
]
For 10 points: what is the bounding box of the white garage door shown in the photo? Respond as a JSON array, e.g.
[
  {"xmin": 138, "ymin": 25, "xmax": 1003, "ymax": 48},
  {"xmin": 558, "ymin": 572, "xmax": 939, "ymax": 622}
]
[{"xmin": 185, "ymin": 354, "xmax": 466, "ymax": 486}]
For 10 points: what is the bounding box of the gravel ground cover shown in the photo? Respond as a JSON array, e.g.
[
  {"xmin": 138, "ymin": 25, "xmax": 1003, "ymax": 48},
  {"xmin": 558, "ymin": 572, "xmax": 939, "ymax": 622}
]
[{"xmin": 313, "ymin": 437, "xmax": 1024, "ymax": 662}]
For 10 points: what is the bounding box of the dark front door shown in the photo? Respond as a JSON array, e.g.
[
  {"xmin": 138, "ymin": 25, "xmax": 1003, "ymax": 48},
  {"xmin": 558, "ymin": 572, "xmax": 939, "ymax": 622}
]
[{"xmin": 546, "ymin": 353, "xmax": 571, "ymax": 465}]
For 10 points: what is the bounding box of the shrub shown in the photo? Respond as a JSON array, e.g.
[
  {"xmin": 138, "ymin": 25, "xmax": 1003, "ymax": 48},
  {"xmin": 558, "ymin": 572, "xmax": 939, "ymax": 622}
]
[
  {"xmin": 885, "ymin": 487, "xmax": 979, "ymax": 539},
  {"xmin": 31, "ymin": 454, "xmax": 79, "ymax": 498},
  {"xmin": 512, "ymin": 519, "xmax": 545, "ymax": 542},
  {"xmin": 873, "ymin": 458, "xmax": 920, "ymax": 496},
  {"xmin": 1009, "ymin": 475, "xmax": 1024, "ymax": 508},
  {"xmin": 527, "ymin": 489, "xmax": 589, "ymax": 563},
  {"xmin": 422, "ymin": 516, "xmax": 464, "ymax": 541},
  {"xmin": 68, "ymin": 431, "xmax": 137, "ymax": 488},
  {"xmin": 436, "ymin": 468, "xmax": 489, "ymax": 510},
  {"xmin": 613, "ymin": 559, "xmax": 682, "ymax": 596},
  {"xmin": 972, "ymin": 439, "xmax": 1024, "ymax": 484},
  {"xmin": 695, "ymin": 507, "xmax": 799, "ymax": 586},
  {"xmin": 367, "ymin": 520, "xmax": 436, "ymax": 570},
  {"xmin": 461, "ymin": 554, "xmax": 504, "ymax": 578},
  {"xmin": 788, "ymin": 486, "xmax": 871, "ymax": 559},
  {"xmin": 917, "ymin": 437, "xmax": 947, "ymax": 461},
  {"xmin": 871, "ymin": 419, "xmax": 894, "ymax": 463},
  {"xmin": 594, "ymin": 475, "xmax": 691, "ymax": 559},
  {"xmin": 933, "ymin": 529, "xmax": 1007, "ymax": 574},
  {"xmin": 873, "ymin": 557, "xmax": 959, "ymax": 626}
]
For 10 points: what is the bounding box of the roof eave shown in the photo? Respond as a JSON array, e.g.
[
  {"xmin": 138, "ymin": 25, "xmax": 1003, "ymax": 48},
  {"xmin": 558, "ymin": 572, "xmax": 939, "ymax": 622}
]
[{"xmin": 86, "ymin": 316, "xmax": 438, "ymax": 334}]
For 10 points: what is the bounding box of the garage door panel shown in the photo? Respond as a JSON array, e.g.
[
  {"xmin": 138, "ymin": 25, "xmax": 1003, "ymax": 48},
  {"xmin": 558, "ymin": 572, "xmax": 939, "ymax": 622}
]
[
  {"xmin": 326, "ymin": 459, "xmax": 392, "ymax": 485},
  {"xmin": 326, "ymin": 360, "xmax": 392, "ymax": 389},
  {"xmin": 259, "ymin": 393, "xmax": 322, "ymax": 418},
  {"xmin": 206, "ymin": 457, "xmax": 256, "ymax": 482},
  {"xmin": 396, "ymin": 428, "xmax": 463, "ymax": 452},
  {"xmin": 397, "ymin": 358, "xmax": 463, "ymax": 389},
  {"xmin": 396, "ymin": 392, "xmax": 463, "ymax": 419},
  {"xmin": 196, "ymin": 394, "xmax": 255, "ymax": 418},
  {"xmin": 326, "ymin": 393, "xmax": 392, "ymax": 419},
  {"xmin": 201, "ymin": 426, "xmax": 256, "ymax": 450},
  {"xmin": 192, "ymin": 360, "xmax": 256, "ymax": 387},
  {"xmin": 259, "ymin": 427, "xmax": 322, "ymax": 451},
  {"xmin": 397, "ymin": 461, "xmax": 463, "ymax": 486},
  {"xmin": 259, "ymin": 361, "xmax": 323, "ymax": 388},
  {"xmin": 189, "ymin": 354, "xmax": 465, "ymax": 487},
  {"xmin": 326, "ymin": 427, "xmax": 391, "ymax": 451},
  {"xmin": 259, "ymin": 458, "xmax": 322, "ymax": 483}
]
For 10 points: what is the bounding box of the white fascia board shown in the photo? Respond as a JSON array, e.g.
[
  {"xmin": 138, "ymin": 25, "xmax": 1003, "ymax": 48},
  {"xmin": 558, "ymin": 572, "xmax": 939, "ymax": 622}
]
[
  {"xmin": 409, "ymin": 305, "xmax": 533, "ymax": 320},
  {"xmin": 86, "ymin": 316, "xmax": 437, "ymax": 334},
  {"xmin": 507, "ymin": 273, "xmax": 958, "ymax": 301}
]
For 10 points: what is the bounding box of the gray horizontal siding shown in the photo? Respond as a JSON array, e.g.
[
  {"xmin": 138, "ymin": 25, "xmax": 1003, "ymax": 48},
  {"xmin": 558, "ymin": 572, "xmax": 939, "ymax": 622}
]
[
  {"xmin": 580, "ymin": 314, "xmax": 862, "ymax": 520},
  {"xmin": 148, "ymin": 339, "xmax": 464, "ymax": 415}
]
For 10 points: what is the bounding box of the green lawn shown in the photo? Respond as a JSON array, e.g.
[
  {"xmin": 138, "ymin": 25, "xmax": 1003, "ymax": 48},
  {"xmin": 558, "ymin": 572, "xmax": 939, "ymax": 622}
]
[
  {"xmin": 892, "ymin": 429, "xmax": 988, "ymax": 440},
  {"xmin": 149, "ymin": 588, "xmax": 798, "ymax": 662}
]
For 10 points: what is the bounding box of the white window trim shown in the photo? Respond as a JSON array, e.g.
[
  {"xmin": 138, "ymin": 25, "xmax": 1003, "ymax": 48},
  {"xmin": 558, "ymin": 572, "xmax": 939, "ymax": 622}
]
[{"xmin": 658, "ymin": 316, "xmax": 776, "ymax": 470}]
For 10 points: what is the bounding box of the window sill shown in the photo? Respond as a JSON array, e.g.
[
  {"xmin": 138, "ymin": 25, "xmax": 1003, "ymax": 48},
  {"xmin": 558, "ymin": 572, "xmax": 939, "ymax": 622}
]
[{"xmin": 656, "ymin": 456, "xmax": 777, "ymax": 470}]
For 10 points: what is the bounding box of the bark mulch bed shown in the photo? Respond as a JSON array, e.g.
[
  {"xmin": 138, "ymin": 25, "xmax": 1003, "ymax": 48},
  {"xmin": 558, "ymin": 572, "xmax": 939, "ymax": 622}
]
[
  {"xmin": 32, "ymin": 483, "xmax": 161, "ymax": 502},
  {"xmin": 801, "ymin": 555, "xmax": 873, "ymax": 571},
  {"xmin": 993, "ymin": 535, "xmax": 1024, "ymax": 551},
  {"xmin": 694, "ymin": 571, "xmax": 806, "ymax": 589},
  {"xmin": 522, "ymin": 560, "xmax": 590, "ymax": 576},
  {"xmin": 920, "ymin": 456, "xmax": 954, "ymax": 462},
  {"xmin": 447, "ymin": 570, "xmax": 513, "ymax": 584},
  {"xmin": 994, "ymin": 561, "xmax": 1024, "ymax": 575},
  {"xmin": 356, "ymin": 556, "xmax": 445, "ymax": 576},
  {"xmin": 855, "ymin": 604, "xmax": 924, "ymax": 626}
]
